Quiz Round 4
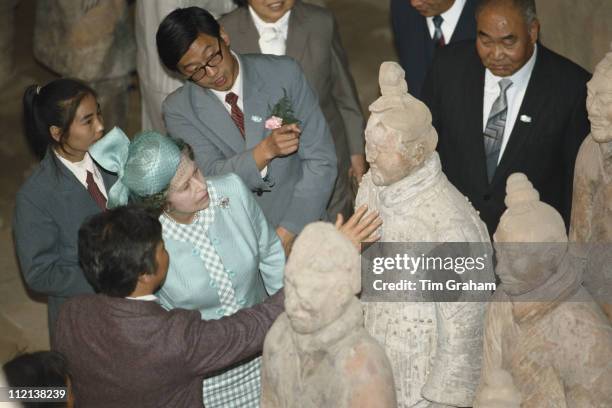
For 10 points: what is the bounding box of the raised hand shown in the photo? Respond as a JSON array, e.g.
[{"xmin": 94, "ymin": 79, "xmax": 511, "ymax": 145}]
[{"xmin": 335, "ymin": 204, "xmax": 382, "ymax": 251}]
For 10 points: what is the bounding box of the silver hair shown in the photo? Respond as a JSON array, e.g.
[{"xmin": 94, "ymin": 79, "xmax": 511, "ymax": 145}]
[{"xmin": 477, "ymin": 0, "xmax": 538, "ymax": 25}]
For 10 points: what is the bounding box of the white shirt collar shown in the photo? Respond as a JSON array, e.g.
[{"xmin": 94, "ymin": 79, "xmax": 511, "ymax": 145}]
[
  {"xmin": 426, "ymin": 0, "xmax": 466, "ymax": 42},
  {"xmin": 55, "ymin": 150, "xmax": 96, "ymax": 174},
  {"xmin": 248, "ymin": 6, "xmax": 291, "ymax": 38},
  {"xmin": 485, "ymin": 44, "xmax": 538, "ymax": 90},
  {"xmin": 126, "ymin": 294, "xmax": 158, "ymax": 302},
  {"xmin": 210, "ymin": 51, "xmax": 244, "ymax": 110},
  {"xmin": 54, "ymin": 151, "xmax": 107, "ymax": 198}
]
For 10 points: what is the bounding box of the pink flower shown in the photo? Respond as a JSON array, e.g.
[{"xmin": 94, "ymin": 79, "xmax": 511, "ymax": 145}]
[{"xmin": 265, "ymin": 115, "xmax": 283, "ymax": 130}]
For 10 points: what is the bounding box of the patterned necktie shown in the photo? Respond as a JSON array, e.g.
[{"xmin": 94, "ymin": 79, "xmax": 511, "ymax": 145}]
[
  {"xmin": 86, "ymin": 170, "xmax": 107, "ymax": 210},
  {"xmin": 432, "ymin": 15, "xmax": 445, "ymax": 47},
  {"xmin": 484, "ymin": 78, "xmax": 513, "ymax": 182},
  {"xmin": 225, "ymin": 92, "xmax": 245, "ymax": 138}
]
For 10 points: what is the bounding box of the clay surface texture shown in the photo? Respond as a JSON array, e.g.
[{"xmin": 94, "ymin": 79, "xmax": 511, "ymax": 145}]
[
  {"xmin": 479, "ymin": 173, "xmax": 612, "ymax": 407},
  {"xmin": 357, "ymin": 62, "xmax": 492, "ymax": 407},
  {"xmin": 260, "ymin": 222, "xmax": 396, "ymax": 408},
  {"xmin": 569, "ymin": 44, "xmax": 612, "ymax": 320}
]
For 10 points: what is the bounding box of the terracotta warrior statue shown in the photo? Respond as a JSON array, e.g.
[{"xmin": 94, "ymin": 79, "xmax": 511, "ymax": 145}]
[
  {"xmin": 473, "ymin": 368, "xmax": 521, "ymax": 408},
  {"xmin": 260, "ymin": 222, "xmax": 396, "ymax": 408},
  {"xmin": 569, "ymin": 42, "xmax": 612, "ymax": 321},
  {"xmin": 356, "ymin": 62, "xmax": 493, "ymax": 407},
  {"xmin": 478, "ymin": 172, "xmax": 612, "ymax": 407}
]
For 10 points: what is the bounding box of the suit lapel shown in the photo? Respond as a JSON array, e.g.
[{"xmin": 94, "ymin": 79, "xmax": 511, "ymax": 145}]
[
  {"xmin": 464, "ymin": 54, "xmax": 490, "ymax": 190},
  {"xmin": 422, "ymin": 16, "xmax": 435, "ymax": 65},
  {"xmin": 450, "ymin": 0, "xmax": 477, "ymax": 43},
  {"xmin": 491, "ymin": 49, "xmax": 543, "ymax": 188},
  {"xmin": 191, "ymin": 82, "xmax": 246, "ymax": 154},
  {"xmin": 232, "ymin": 7, "xmax": 260, "ymax": 52},
  {"xmin": 45, "ymin": 153, "xmax": 102, "ymax": 214},
  {"xmin": 49, "ymin": 153, "xmax": 86, "ymax": 193},
  {"xmin": 100, "ymin": 167, "xmax": 116, "ymax": 191},
  {"xmin": 241, "ymin": 57, "xmax": 274, "ymax": 150},
  {"xmin": 286, "ymin": 2, "xmax": 308, "ymax": 63}
]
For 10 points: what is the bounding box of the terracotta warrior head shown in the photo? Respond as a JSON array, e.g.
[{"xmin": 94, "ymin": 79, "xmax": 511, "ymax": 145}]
[
  {"xmin": 284, "ymin": 222, "xmax": 360, "ymax": 334},
  {"xmin": 365, "ymin": 62, "xmax": 438, "ymax": 186},
  {"xmin": 494, "ymin": 173, "xmax": 568, "ymax": 295},
  {"xmin": 587, "ymin": 42, "xmax": 612, "ymax": 144}
]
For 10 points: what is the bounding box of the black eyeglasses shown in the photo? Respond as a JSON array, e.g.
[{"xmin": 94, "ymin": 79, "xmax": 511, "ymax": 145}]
[{"xmin": 187, "ymin": 38, "xmax": 224, "ymax": 82}]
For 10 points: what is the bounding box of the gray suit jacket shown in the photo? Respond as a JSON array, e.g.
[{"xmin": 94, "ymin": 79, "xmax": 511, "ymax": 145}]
[
  {"xmin": 220, "ymin": 2, "xmax": 364, "ymax": 218},
  {"xmin": 163, "ymin": 54, "xmax": 337, "ymax": 234},
  {"xmin": 13, "ymin": 151, "xmax": 116, "ymax": 338}
]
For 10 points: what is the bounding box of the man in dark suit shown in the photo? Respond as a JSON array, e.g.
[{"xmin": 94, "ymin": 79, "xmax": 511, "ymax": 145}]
[
  {"xmin": 221, "ymin": 0, "xmax": 367, "ymax": 220},
  {"xmin": 158, "ymin": 7, "xmax": 337, "ymax": 255},
  {"xmin": 53, "ymin": 206, "xmax": 284, "ymax": 407},
  {"xmin": 391, "ymin": 0, "xmax": 479, "ymax": 99},
  {"xmin": 422, "ymin": 0, "xmax": 590, "ymax": 236}
]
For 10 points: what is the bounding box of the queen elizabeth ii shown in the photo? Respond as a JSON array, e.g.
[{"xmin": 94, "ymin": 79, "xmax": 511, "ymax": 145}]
[{"xmin": 90, "ymin": 128, "xmax": 283, "ymax": 407}]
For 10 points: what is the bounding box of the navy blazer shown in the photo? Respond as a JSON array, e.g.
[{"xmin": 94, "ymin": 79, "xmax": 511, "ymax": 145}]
[
  {"xmin": 13, "ymin": 151, "xmax": 116, "ymax": 338},
  {"xmin": 390, "ymin": 0, "xmax": 478, "ymax": 99},
  {"xmin": 422, "ymin": 42, "xmax": 590, "ymax": 235}
]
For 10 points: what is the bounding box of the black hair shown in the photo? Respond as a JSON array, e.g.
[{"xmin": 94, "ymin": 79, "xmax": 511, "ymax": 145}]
[
  {"xmin": 22, "ymin": 78, "xmax": 97, "ymax": 160},
  {"xmin": 156, "ymin": 7, "xmax": 221, "ymax": 72},
  {"xmin": 78, "ymin": 205, "xmax": 163, "ymax": 298},
  {"xmin": 3, "ymin": 351, "xmax": 70, "ymax": 408},
  {"xmin": 233, "ymin": 0, "xmax": 248, "ymax": 6},
  {"xmin": 476, "ymin": 0, "xmax": 537, "ymax": 24}
]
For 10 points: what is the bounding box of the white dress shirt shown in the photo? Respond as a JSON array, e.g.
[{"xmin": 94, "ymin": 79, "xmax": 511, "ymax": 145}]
[
  {"xmin": 211, "ymin": 51, "xmax": 244, "ymax": 113},
  {"xmin": 210, "ymin": 53, "xmax": 268, "ymax": 177},
  {"xmin": 126, "ymin": 294, "xmax": 158, "ymax": 301},
  {"xmin": 426, "ymin": 0, "xmax": 466, "ymax": 43},
  {"xmin": 483, "ymin": 45, "xmax": 538, "ymax": 162},
  {"xmin": 55, "ymin": 151, "xmax": 108, "ymax": 198},
  {"xmin": 249, "ymin": 6, "xmax": 291, "ymax": 56}
]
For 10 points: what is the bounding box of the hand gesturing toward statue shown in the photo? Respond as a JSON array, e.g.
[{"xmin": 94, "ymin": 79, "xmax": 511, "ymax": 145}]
[{"xmin": 335, "ymin": 205, "xmax": 382, "ymax": 251}]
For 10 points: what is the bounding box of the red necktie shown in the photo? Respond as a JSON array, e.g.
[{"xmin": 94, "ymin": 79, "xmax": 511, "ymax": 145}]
[
  {"xmin": 86, "ymin": 170, "xmax": 107, "ymax": 210},
  {"xmin": 225, "ymin": 92, "xmax": 245, "ymax": 138}
]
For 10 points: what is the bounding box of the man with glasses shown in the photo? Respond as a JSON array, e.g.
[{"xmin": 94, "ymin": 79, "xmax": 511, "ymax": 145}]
[{"xmin": 157, "ymin": 6, "xmax": 337, "ymax": 255}]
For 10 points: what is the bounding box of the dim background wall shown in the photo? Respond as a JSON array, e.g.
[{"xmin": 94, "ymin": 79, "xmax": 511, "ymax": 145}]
[{"xmin": 537, "ymin": 0, "xmax": 612, "ymax": 72}]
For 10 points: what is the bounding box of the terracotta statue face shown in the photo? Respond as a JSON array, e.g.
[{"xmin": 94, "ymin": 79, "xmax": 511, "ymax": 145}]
[
  {"xmin": 494, "ymin": 229, "xmax": 565, "ymax": 295},
  {"xmin": 283, "ymin": 223, "xmax": 358, "ymax": 335},
  {"xmin": 365, "ymin": 113, "xmax": 424, "ymax": 186},
  {"xmin": 587, "ymin": 67, "xmax": 612, "ymax": 143},
  {"xmin": 284, "ymin": 263, "xmax": 352, "ymax": 334}
]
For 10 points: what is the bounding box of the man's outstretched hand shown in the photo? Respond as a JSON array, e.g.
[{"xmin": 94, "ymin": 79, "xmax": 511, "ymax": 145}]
[{"xmin": 335, "ymin": 204, "xmax": 382, "ymax": 251}]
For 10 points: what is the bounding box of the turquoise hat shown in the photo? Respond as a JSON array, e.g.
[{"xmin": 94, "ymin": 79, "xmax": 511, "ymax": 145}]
[{"xmin": 89, "ymin": 128, "xmax": 182, "ymax": 208}]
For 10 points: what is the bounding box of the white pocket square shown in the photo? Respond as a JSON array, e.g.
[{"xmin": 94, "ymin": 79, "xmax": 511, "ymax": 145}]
[
  {"xmin": 251, "ymin": 115, "xmax": 262, "ymax": 123},
  {"xmin": 520, "ymin": 114, "xmax": 532, "ymax": 123}
]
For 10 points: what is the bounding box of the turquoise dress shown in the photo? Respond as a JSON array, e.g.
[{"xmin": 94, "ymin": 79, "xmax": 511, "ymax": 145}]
[{"xmin": 157, "ymin": 173, "xmax": 285, "ymax": 407}]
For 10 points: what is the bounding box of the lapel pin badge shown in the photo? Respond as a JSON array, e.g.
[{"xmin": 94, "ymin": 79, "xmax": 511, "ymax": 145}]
[
  {"xmin": 251, "ymin": 115, "xmax": 262, "ymax": 123},
  {"xmin": 218, "ymin": 196, "xmax": 230, "ymax": 209},
  {"xmin": 520, "ymin": 114, "xmax": 532, "ymax": 123}
]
